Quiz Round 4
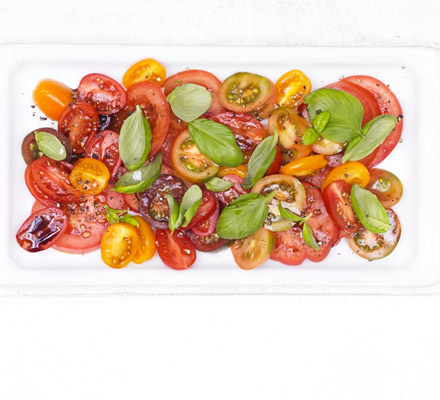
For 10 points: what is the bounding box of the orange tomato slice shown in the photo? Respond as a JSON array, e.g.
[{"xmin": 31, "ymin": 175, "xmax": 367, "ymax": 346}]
[
  {"xmin": 69, "ymin": 158, "xmax": 110, "ymax": 195},
  {"xmin": 280, "ymin": 155, "xmax": 328, "ymax": 177},
  {"xmin": 122, "ymin": 58, "xmax": 166, "ymax": 89},
  {"xmin": 321, "ymin": 161, "xmax": 370, "ymax": 191},
  {"xmin": 132, "ymin": 216, "xmax": 156, "ymax": 264},
  {"xmin": 275, "ymin": 70, "xmax": 311, "ymax": 108},
  {"xmin": 217, "ymin": 165, "xmax": 248, "ymax": 179}
]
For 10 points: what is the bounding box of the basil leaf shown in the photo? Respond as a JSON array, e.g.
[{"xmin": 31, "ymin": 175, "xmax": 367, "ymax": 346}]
[
  {"xmin": 312, "ymin": 111, "xmax": 330, "ymax": 133},
  {"xmin": 188, "ymin": 119, "xmax": 243, "ymax": 167},
  {"xmin": 344, "ymin": 135, "xmax": 362, "ymax": 157},
  {"xmin": 113, "ymin": 153, "xmax": 162, "ymax": 194},
  {"xmin": 103, "ymin": 205, "xmax": 128, "ymax": 225},
  {"xmin": 302, "ymin": 127, "xmax": 320, "ymax": 145},
  {"xmin": 342, "ymin": 115, "xmax": 397, "ymax": 163},
  {"xmin": 166, "ymin": 83, "xmax": 212, "ymax": 123},
  {"xmin": 205, "ymin": 177, "xmax": 234, "ymax": 192},
  {"xmin": 305, "ymin": 88, "xmax": 364, "ymax": 142},
  {"xmin": 120, "ymin": 214, "xmax": 140, "ymax": 228},
  {"xmin": 34, "ymin": 131, "xmax": 66, "ymax": 161},
  {"xmin": 351, "ymin": 184, "xmax": 391, "ymax": 233},
  {"xmin": 119, "ymin": 105, "xmax": 152, "ymax": 170},
  {"xmin": 302, "ymin": 222, "xmax": 320, "ymax": 250},
  {"xmin": 179, "ymin": 185, "xmax": 203, "ymax": 228},
  {"xmin": 278, "ymin": 202, "xmax": 304, "ymax": 223},
  {"xmin": 165, "ymin": 194, "xmax": 181, "ymax": 233},
  {"xmin": 242, "ymin": 127, "xmax": 278, "ymax": 189}
]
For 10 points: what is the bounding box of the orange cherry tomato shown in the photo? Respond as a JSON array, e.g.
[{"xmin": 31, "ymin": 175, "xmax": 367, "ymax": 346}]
[
  {"xmin": 122, "ymin": 58, "xmax": 166, "ymax": 89},
  {"xmin": 217, "ymin": 165, "xmax": 247, "ymax": 179},
  {"xmin": 321, "ymin": 161, "xmax": 370, "ymax": 191},
  {"xmin": 69, "ymin": 158, "xmax": 110, "ymax": 195},
  {"xmin": 33, "ymin": 79, "xmax": 74, "ymax": 121},
  {"xmin": 280, "ymin": 155, "xmax": 328, "ymax": 177},
  {"xmin": 101, "ymin": 223, "xmax": 140, "ymax": 269},
  {"xmin": 132, "ymin": 216, "xmax": 156, "ymax": 264},
  {"xmin": 275, "ymin": 70, "xmax": 311, "ymax": 108}
]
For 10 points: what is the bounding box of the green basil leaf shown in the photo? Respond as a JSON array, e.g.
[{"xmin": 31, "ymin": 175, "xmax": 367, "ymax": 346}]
[
  {"xmin": 188, "ymin": 119, "xmax": 243, "ymax": 167},
  {"xmin": 351, "ymin": 184, "xmax": 391, "ymax": 233},
  {"xmin": 119, "ymin": 105, "xmax": 152, "ymax": 170},
  {"xmin": 165, "ymin": 194, "xmax": 181, "ymax": 233},
  {"xmin": 312, "ymin": 111, "xmax": 330, "ymax": 133},
  {"xmin": 205, "ymin": 177, "xmax": 234, "ymax": 192},
  {"xmin": 302, "ymin": 222, "xmax": 320, "ymax": 250},
  {"xmin": 305, "ymin": 88, "xmax": 364, "ymax": 142},
  {"xmin": 34, "ymin": 131, "xmax": 66, "ymax": 161},
  {"xmin": 242, "ymin": 127, "xmax": 278, "ymax": 189},
  {"xmin": 179, "ymin": 185, "xmax": 203, "ymax": 228},
  {"xmin": 342, "ymin": 115, "xmax": 397, "ymax": 163},
  {"xmin": 120, "ymin": 214, "xmax": 140, "ymax": 228},
  {"xmin": 166, "ymin": 83, "xmax": 212, "ymax": 123},
  {"xmin": 302, "ymin": 127, "xmax": 320, "ymax": 145},
  {"xmin": 103, "ymin": 205, "xmax": 128, "ymax": 225},
  {"xmin": 278, "ymin": 202, "xmax": 304, "ymax": 223},
  {"xmin": 113, "ymin": 153, "xmax": 162, "ymax": 194},
  {"xmin": 344, "ymin": 135, "xmax": 362, "ymax": 158}
]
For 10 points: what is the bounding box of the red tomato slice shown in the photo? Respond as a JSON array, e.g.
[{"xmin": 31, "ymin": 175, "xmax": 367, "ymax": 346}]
[
  {"xmin": 77, "ymin": 73, "xmax": 127, "ymax": 115},
  {"xmin": 271, "ymin": 226, "xmax": 307, "ymax": 265},
  {"xmin": 84, "ymin": 130, "xmax": 122, "ymax": 182},
  {"xmin": 156, "ymin": 229, "xmax": 197, "ymax": 270},
  {"xmin": 188, "ymin": 230, "xmax": 229, "ymax": 252},
  {"xmin": 25, "ymin": 165, "xmax": 58, "ymax": 207},
  {"xmin": 265, "ymin": 146, "xmax": 282, "ymax": 176},
  {"xmin": 123, "ymin": 193, "xmax": 140, "ymax": 212},
  {"xmin": 182, "ymin": 189, "xmax": 217, "ymax": 230},
  {"xmin": 96, "ymin": 184, "xmax": 126, "ymax": 210},
  {"xmin": 341, "ymin": 75, "xmax": 404, "ymax": 167},
  {"xmin": 58, "ymin": 102, "xmax": 99, "ymax": 154},
  {"xmin": 109, "ymin": 81, "xmax": 170, "ymax": 157},
  {"xmin": 163, "ymin": 69, "xmax": 224, "ymax": 115},
  {"xmin": 190, "ymin": 198, "xmax": 219, "ymax": 237},
  {"xmin": 214, "ymin": 174, "xmax": 248, "ymax": 206},
  {"xmin": 31, "ymin": 201, "xmax": 46, "ymax": 214}
]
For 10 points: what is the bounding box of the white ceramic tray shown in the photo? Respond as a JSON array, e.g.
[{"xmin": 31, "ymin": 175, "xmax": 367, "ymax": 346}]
[{"xmin": 1, "ymin": 45, "xmax": 439, "ymax": 295}]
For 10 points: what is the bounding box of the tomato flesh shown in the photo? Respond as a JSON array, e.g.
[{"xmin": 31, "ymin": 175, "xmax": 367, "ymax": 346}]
[
  {"xmin": 33, "ymin": 79, "xmax": 73, "ymax": 121},
  {"xmin": 156, "ymin": 229, "xmax": 196, "ymax": 270},
  {"xmin": 101, "ymin": 223, "xmax": 140, "ymax": 268},
  {"xmin": 188, "ymin": 230, "xmax": 229, "ymax": 252},
  {"xmin": 69, "ymin": 158, "xmax": 110, "ymax": 195},
  {"xmin": 275, "ymin": 69, "xmax": 311, "ymax": 108},
  {"xmin": 183, "ymin": 190, "xmax": 217, "ymax": 230},
  {"xmin": 214, "ymin": 174, "xmax": 248, "ymax": 206},
  {"xmin": 190, "ymin": 196, "xmax": 219, "ymax": 236},
  {"xmin": 123, "ymin": 58, "xmax": 166, "ymax": 89},
  {"xmin": 365, "ymin": 168, "xmax": 403, "ymax": 208},
  {"xmin": 132, "ymin": 216, "xmax": 156, "ymax": 264}
]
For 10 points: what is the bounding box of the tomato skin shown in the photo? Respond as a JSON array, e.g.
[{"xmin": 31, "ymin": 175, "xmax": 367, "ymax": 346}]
[
  {"xmin": 123, "ymin": 193, "xmax": 140, "ymax": 212},
  {"xmin": 69, "ymin": 158, "xmax": 110, "ymax": 195},
  {"xmin": 25, "ymin": 164, "xmax": 58, "ymax": 207},
  {"xmin": 183, "ymin": 190, "xmax": 217, "ymax": 230},
  {"xmin": 312, "ymin": 137, "xmax": 345, "ymax": 156},
  {"xmin": 271, "ymin": 226, "xmax": 307, "ymax": 265},
  {"xmin": 280, "ymin": 155, "xmax": 328, "ymax": 177},
  {"xmin": 132, "ymin": 216, "xmax": 156, "ymax": 264},
  {"xmin": 156, "ymin": 230, "xmax": 197, "ymax": 270},
  {"xmin": 265, "ymin": 146, "xmax": 282, "ymax": 176},
  {"xmin": 123, "ymin": 58, "xmax": 166, "ymax": 89},
  {"xmin": 33, "ymin": 79, "xmax": 74, "ymax": 121},
  {"xmin": 214, "ymin": 174, "xmax": 248, "ymax": 206},
  {"xmin": 190, "ymin": 197, "xmax": 219, "ymax": 237},
  {"xmin": 97, "ymin": 184, "xmax": 126, "ymax": 210},
  {"xmin": 323, "ymin": 180, "xmax": 361, "ymax": 234},
  {"xmin": 275, "ymin": 69, "xmax": 311, "ymax": 108},
  {"xmin": 16, "ymin": 207, "xmax": 67, "ymax": 252},
  {"xmin": 249, "ymin": 79, "xmax": 277, "ymax": 121},
  {"xmin": 77, "ymin": 73, "xmax": 127, "ymax": 115},
  {"xmin": 217, "ymin": 165, "xmax": 247, "ymax": 179},
  {"xmin": 321, "ymin": 161, "xmax": 370, "ymax": 191},
  {"xmin": 188, "ymin": 230, "xmax": 229, "ymax": 252},
  {"xmin": 365, "ymin": 168, "xmax": 403, "ymax": 208}
]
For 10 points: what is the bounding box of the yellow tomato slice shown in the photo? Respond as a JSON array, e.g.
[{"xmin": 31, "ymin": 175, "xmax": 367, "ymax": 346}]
[
  {"xmin": 275, "ymin": 70, "xmax": 311, "ymax": 108},
  {"xmin": 122, "ymin": 58, "xmax": 166, "ymax": 89},
  {"xmin": 132, "ymin": 216, "xmax": 156, "ymax": 264},
  {"xmin": 321, "ymin": 161, "xmax": 370, "ymax": 191},
  {"xmin": 217, "ymin": 165, "xmax": 248, "ymax": 179},
  {"xmin": 280, "ymin": 155, "xmax": 328, "ymax": 177},
  {"xmin": 69, "ymin": 158, "xmax": 110, "ymax": 195},
  {"xmin": 33, "ymin": 79, "xmax": 73, "ymax": 121}
]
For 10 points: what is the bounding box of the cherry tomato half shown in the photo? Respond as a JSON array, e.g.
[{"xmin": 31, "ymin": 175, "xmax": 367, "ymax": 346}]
[
  {"xmin": 280, "ymin": 155, "xmax": 328, "ymax": 177},
  {"xmin": 275, "ymin": 70, "xmax": 311, "ymax": 108},
  {"xmin": 190, "ymin": 199, "xmax": 219, "ymax": 237},
  {"xmin": 183, "ymin": 190, "xmax": 217, "ymax": 230},
  {"xmin": 188, "ymin": 230, "xmax": 229, "ymax": 252},
  {"xmin": 132, "ymin": 216, "xmax": 156, "ymax": 264},
  {"xmin": 312, "ymin": 137, "xmax": 345, "ymax": 156},
  {"xmin": 321, "ymin": 161, "xmax": 370, "ymax": 191},
  {"xmin": 101, "ymin": 223, "xmax": 140, "ymax": 268},
  {"xmin": 249, "ymin": 79, "xmax": 277, "ymax": 121},
  {"xmin": 156, "ymin": 229, "xmax": 196, "ymax": 270},
  {"xmin": 69, "ymin": 158, "xmax": 110, "ymax": 195},
  {"xmin": 365, "ymin": 168, "xmax": 403, "ymax": 208},
  {"xmin": 123, "ymin": 58, "xmax": 166, "ymax": 89},
  {"xmin": 33, "ymin": 79, "xmax": 74, "ymax": 121}
]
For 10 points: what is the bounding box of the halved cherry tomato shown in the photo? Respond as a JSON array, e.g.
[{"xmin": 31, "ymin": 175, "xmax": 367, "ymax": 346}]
[
  {"xmin": 190, "ymin": 202, "xmax": 219, "ymax": 237},
  {"xmin": 303, "ymin": 154, "xmax": 343, "ymax": 187},
  {"xmin": 347, "ymin": 208, "xmax": 401, "ymax": 260},
  {"xmin": 217, "ymin": 165, "xmax": 247, "ymax": 179},
  {"xmin": 31, "ymin": 157, "xmax": 80, "ymax": 204},
  {"xmin": 156, "ymin": 229, "xmax": 196, "ymax": 270},
  {"xmin": 183, "ymin": 190, "xmax": 217, "ymax": 230},
  {"xmin": 77, "ymin": 73, "xmax": 127, "ymax": 115},
  {"xmin": 109, "ymin": 81, "xmax": 170, "ymax": 157},
  {"xmin": 321, "ymin": 161, "xmax": 370, "ymax": 191},
  {"xmin": 265, "ymin": 146, "xmax": 282, "ymax": 176},
  {"xmin": 312, "ymin": 137, "xmax": 345, "ymax": 156},
  {"xmin": 323, "ymin": 180, "xmax": 361, "ymax": 234},
  {"xmin": 84, "ymin": 130, "xmax": 122, "ymax": 182},
  {"xmin": 16, "ymin": 207, "xmax": 67, "ymax": 252},
  {"xmin": 280, "ymin": 155, "xmax": 328, "ymax": 177},
  {"xmin": 101, "ymin": 223, "xmax": 139, "ymax": 268},
  {"xmin": 275, "ymin": 70, "xmax": 311, "ymax": 108},
  {"xmin": 123, "ymin": 193, "xmax": 140, "ymax": 212},
  {"xmin": 249, "ymin": 79, "xmax": 277, "ymax": 121},
  {"xmin": 122, "ymin": 58, "xmax": 166, "ymax": 89},
  {"xmin": 132, "ymin": 216, "xmax": 156, "ymax": 264},
  {"xmin": 58, "ymin": 102, "xmax": 99, "ymax": 154},
  {"xmin": 25, "ymin": 165, "xmax": 58, "ymax": 207},
  {"xmin": 365, "ymin": 168, "xmax": 403, "ymax": 208},
  {"xmin": 231, "ymin": 228, "xmax": 274, "ymax": 270},
  {"xmin": 214, "ymin": 174, "xmax": 248, "ymax": 206},
  {"xmin": 209, "ymin": 112, "xmax": 266, "ymax": 162},
  {"xmin": 69, "ymin": 158, "xmax": 110, "ymax": 195},
  {"xmin": 170, "ymin": 130, "xmax": 219, "ymax": 183},
  {"xmin": 218, "ymin": 72, "xmax": 272, "ymax": 112},
  {"xmin": 188, "ymin": 230, "xmax": 229, "ymax": 252},
  {"xmin": 33, "ymin": 79, "xmax": 74, "ymax": 121}
]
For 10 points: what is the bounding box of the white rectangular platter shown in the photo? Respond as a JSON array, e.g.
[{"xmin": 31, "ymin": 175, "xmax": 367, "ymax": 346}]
[{"xmin": 1, "ymin": 45, "xmax": 439, "ymax": 295}]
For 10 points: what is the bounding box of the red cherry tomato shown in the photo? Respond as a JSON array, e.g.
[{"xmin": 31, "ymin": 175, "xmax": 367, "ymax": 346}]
[
  {"xmin": 25, "ymin": 164, "xmax": 58, "ymax": 207},
  {"xmin": 183, "ymin": 189, "xmax": 217, "ymax": 230},
  {"xmin": 156, "ymin": 229, "xmax": 197, "ymax": 270},
  {"xmin": 123, "ymin": 193, "xmax": 140, "ymax": 212},
  {"xmin": 188, "ymin": 230, "xmax": 229, "ymax": 252},
  {"xmin": 190, "ymin": 197, "xmax": 219, "ymax": 236}
]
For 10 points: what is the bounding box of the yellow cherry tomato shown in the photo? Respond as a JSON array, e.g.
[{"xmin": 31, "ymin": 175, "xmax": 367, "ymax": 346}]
[
  {"xmin": 275, "ymin": 70, "xmax": 311, "ymax": 108},
  {"xmin": 69, "ymin": 158, "xmax": 110, "ymax": 195},
  {"xmin": 122, "ymin": 58, "xmax": 166, "ymax": 89},
  {"xmin": 132, "ymin": 216, "xmax": 156, "ymax": 264},
  {"xmin": 280, "ymin": 155, "xmax": 328, "ymax": 177},
  {"xmin": 321, "ymin": 161, "xmax": 370, "ymax": 191},
  {"xmin": 217, "ymin": 165, "xmax": 248, "ymax": 179},
  {"xmin": 33, "ymin": 79, "xmax": 73, "ymax": 121}
]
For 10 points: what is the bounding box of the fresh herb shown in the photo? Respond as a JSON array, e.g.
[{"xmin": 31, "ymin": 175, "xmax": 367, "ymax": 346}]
[
  {"xmin": 165, "ymin": 194, "xmax": 181, "ymax": 234},
  {"xmin": 120, "ymin": 214, "xmax": 140, "ymax": 228},
  {"xmin": 351, "ymin": 184, "xmax": 391, "ymax": 233},
  {"xmin": 113, "ymin": 153, "xmax": 162, "ymax": 194},
  {"xmin": 302, "ymin": 222, "xmax": 320, "ymax": 250},
  {"xmin": 34, "ymin": 131, "xmax": 67, "ymax": 161},
  {"xmin": 103, "ymin": 205, "xmax": 128, "ymax": 225},
  {"xmin": 188, "ymin": 119, "xmax": 243, "ymax": 167},
  {"xmin": 166, "ymin": 83, "xmax": 212, "ymax": 123},
  {"xmin": 312, "ymin": 110, "xmax": 330, "ymax": 133},
  {"xmin": 119, "ymin": 105, "xmax": 152, "ymax": 170},
  {"xmin": 205, "ymin": 177, "xmax": 234, "ymax": 192},
  {"xmin": 278, "ymin": 203, "xmax": 304, "ymax": 223},
  {"xmin": 342, "ymin": 115, "xmax": 397, "ymax": 162},
  {"xmin": 302, "ymin": 127, "xmax": 320, "ymax": 145},
  {"xmin": 242, "ymin": 127, "xmax": 278, "ymax": 189},
  {"xmin": 216, "ymin": 191, "xmax": 277, "ymax": 240}
]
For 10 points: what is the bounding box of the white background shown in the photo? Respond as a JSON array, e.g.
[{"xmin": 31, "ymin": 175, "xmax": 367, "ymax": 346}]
[{"xmin": 1, "ymin": 1, "xmax": 439, "ymax": 399}]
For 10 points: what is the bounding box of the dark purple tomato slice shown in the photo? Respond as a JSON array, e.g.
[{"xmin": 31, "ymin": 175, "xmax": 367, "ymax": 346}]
[
  {"xmin": 214, "ymin": 174, "xmax": 248, "ymax": 206},
  {"xmin": 188, "ymin": 230, "xmax": 229, "ymax": 252}
]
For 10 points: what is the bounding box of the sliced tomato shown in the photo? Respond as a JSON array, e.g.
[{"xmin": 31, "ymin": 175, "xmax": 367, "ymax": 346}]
[
  {"xmin": 123, "ymin": 193, "xmax": 140, "ymax": 212},
  {"xmin": 156, "ymin": 229, "xmax": 196, "ymax": 270},
  {"xmin": 265, "ymin": 146, "xmax": 282, "ymax": 176},
  {"xmin": 188, "ymin": 230, "xmax": 229, "ymax": 252},
  {"xmin": 69, "ymin": 158, "xmax": 110, "ymax": 195},
  {"xmin": 183, "ymin": 190, "xmax": 217, "ymax": 230},
  {"xmin": 209, "ymin": 111, "xmax": 266, "ymax": 162},
  {"xmin": 190, "ymin": 196, "xmax": 219, "ymax": 236},
  {"xmin": 280, "ymin": 154, "xmax": 328, "ymax": 177},
  {"xmin": 58, "ymin": 102, "xmax": 99, "ymax": 154},
  {"xmin": 303, "ymin": 154, "xmax": 343, "ymax": 187},
  {"xmin": 25, "ymin": 164, "xmax": 58, "ymax": 207},
  {"xmin": 16, "ymin": 207, "xmax": 67, "ymax": 252},
  {"xmin": 271, "ymin": 226, "xmax": 307, "ymax": 265},
  {"xmin": 101, "ymin": 223, "xmax": 140, "ymax": 268},
  {"xmin": 214, "ymin": 174, "xmax": 248, "ymax": 206},
  {"xmin": 97, "ymin": 184, "xmax": 126, "ymax": 210},
  {"xmin": 275, "ymin": 70, "xmax": 312, "ymax": 108},
  {"xmin": 217, "ymin": 164, "xmax": 247, "ymax": 179},
  {"xmin": 109, "ymin": 81, "xmax": 170, "ymax": 157},
  {"xmin": 365, "ymin": 168, "xmax": 403, "ymax": 208},
  {"xmin": 132, "ymin": 216, "xmax": 156, "ymax": 264},
  {"xmin": 77, "ymin": 73, "xmax": 127, "ymax": 115},
  {"xmin": 122, "ymin": 58, "xmax": 166, "ymax": 89},
  {"xmin": 321, "ymin": 161, "xmax": 370, "ymax": 191},
  {"xmin": 312, "ymin": 137, "xmax": 345, "ymax": 156},
  {"xmin": 249, "ymin": 79, "xmax": 277, "ymax": 121},
  {"xmin": 84, "ymin": 130, "xmax": 122, "ymax": 182}
]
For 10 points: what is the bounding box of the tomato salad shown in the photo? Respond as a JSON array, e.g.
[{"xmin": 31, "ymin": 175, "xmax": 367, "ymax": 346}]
[{"xmin": 17, "ymin": 59, "xmax": 403, "ymax": 270}]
